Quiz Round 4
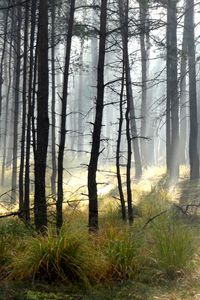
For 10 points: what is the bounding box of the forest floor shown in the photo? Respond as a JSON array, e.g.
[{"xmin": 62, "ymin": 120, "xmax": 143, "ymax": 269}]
[
  {"xmin": 2, "ymin": 262, "xmax": 200, "ymax": 299},
  {"xmin": 1, "ymin": 166, "xmax": 200, "ymax": 299}
]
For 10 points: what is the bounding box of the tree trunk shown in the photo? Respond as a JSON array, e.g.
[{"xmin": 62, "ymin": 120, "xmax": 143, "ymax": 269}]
[
  {"xmin": 34, "ymin": 0, "xmax": 49, "ymax": 232},
  {"xmin": 88, "ymin": 0, "xmax": 108, "ymax": 232},
  {"xmin": 19, "ymin": 0, "xmax": 29, "ymax": 217},
  {"xmin": 57, "ymin": 0, "xmax": 76, "ymax": 230},
  {"xmin": 11, "ymin": 2, "xmax": 22, "ymax": 203},
  {"xmin": 116, "ymin": 63, "xmax": 126, "ymax": 221},
  {"xmin": 119, "ymin": 0, "xmax": 142, "ymax": 179},
  {"xmin": 24, "ymin": 0, "xmax": 37, "ymax": 224},
  {"xmin": 50, "ymin": 0, "xmax": 57, "ymax": 197}
]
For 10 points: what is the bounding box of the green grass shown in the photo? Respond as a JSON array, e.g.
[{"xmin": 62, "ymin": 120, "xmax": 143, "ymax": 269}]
[{"xmin": 150, "ymin": 215, "xmax": 194, "ymax": 279}]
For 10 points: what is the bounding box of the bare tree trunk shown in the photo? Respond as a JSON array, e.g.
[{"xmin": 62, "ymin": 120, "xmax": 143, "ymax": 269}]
[
  {"xmin": 24, "ymin": 0, "xmax": 37, "ymax": 224},
  {"xmin": 11, "ymin": 2, "xmax": 22, "ymax": 203},
  {"xmin": 34, "ymin": 0, "xmax": 49, "ymax": 232},
  {"xmin": 88, "ymin": 0, "xmax": 108, "ymax": 232},
  {"xmin": 90, "ymin": 7, "xmax": 98, "ymax": 123},
  {"xmin": 57, "ymin": 0, "xmax": 76, "ymax": 230},
  {"xmin": 123, "ymin": 0, "xmax": 134, "ymax": 224},
  {"xmin": 116, "ymin": 63, "xmax": 126, "ymax": 221},
  {"xmin": 50, "ymin": 0, "xmax": 57, "ymax": 197},
  {"xmin": 19, "ymin": 0, "xmax": 29, "ymax": 216}
]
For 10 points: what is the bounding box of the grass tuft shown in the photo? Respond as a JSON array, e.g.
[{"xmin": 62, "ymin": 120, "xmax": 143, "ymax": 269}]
[{"xmin": 9, "ymin": 227, "xmax": 108, "ymax": 286}]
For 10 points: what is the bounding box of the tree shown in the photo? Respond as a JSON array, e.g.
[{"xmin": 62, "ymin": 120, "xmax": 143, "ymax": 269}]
[
  {"xmin": 116, "ymin": 62, "xmax": 126, "ymax": 221},
  {"xmin": 19, "ymin": 0, "xmax": 29, "ymax": 217},
  {"xmin": 57, "ymin": 0, "xmax": 76, "ymax": 230},
  {"xmin": 11, "ymin": 1, "xmax": 22, "ymax": 203},
  {"xmin": 24, "ymin": 0, "xmax": 37, "ymax": 224},
  {"xmin": 34, "ymin": 0, "xmax": 49, "ymax": 232},
  {"xmin": 119, "ymin": 0, "xmax": 142, "ymax": 179},
  {"xmin": 50, "ymin": 0, "xmax": 57, "ymax": 197},
  {"xmin": 179, "ymin": 1, "xmax": 188, "ymax": 165},
  {"xmin": 88, "ymin": 0, "xmax": 108, "ymax": 232},
  {"xmin": 186, "ymin": 0, "xmax": 199, "ymax": 179}
]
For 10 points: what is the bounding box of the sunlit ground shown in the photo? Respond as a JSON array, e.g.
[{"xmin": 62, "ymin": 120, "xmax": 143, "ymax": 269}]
[{"xmin": 0, "ymin": 164, "xmax": 192, "ymax": 216}]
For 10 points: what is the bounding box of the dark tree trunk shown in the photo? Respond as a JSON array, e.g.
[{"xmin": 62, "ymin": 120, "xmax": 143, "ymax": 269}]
[
  {"xmin": 88, "ymin": 0, "xmax": 108, "ymax": 232},
  {"xmin": 51, "ymin": 0, "xmax": 57, "ymax": 197},
  {"xmin": 19, "ymin": 1, "xmax": 29, "ymax": 217},
  {"xmin": 34, "ymin": 0, "xmax": 49, "ymax": 232},
  {"xmin": 123, "ymin": 0, "xmax": 134, "ymax": 224},
  {"xmin": 11, "ymin": 2, "xmax": 22, "ymax": 203},
  {"xmin": 116, "ymin": 63, "xmax": 126, "ymax": 221},
  {"xmin": 57, "ymin": 0, "xmax": 76, "ymax": 230},
  {"xmin": 24, "ymin": 0, "xmax": 37, "ymax": 224}
]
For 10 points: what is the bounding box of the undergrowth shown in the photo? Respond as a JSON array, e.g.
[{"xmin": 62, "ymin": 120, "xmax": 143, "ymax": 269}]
[{"xmin": 0, "ymin": 184, "xmax": 197, "ymax": 293}]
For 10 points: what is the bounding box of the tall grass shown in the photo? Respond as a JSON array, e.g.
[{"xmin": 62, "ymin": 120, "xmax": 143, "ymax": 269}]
[
  {"xmin": 150, "ymin": 215, "xmax": 194, "ymax": 279},
  {"xmin": 0, "ymin": 184, "xmax": 196, "ymax": 287},
  {"xmin": 0, "ymin": 218, "xmax": 31, "ymax": 280},
  {"xmin": 9, "ymin": 227, "xmax": 108, "ymax": 285}
]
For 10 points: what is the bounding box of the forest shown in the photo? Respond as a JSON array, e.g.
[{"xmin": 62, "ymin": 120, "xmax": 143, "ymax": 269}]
[{"xmin": 1, "ymin": 0, "xmax": 200, "ymax": 299}]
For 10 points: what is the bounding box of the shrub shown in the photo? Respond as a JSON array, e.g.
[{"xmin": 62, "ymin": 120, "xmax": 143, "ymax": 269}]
[{"xmin": 9, "ymin": 227, "xmax": 108, "ymax": 286}]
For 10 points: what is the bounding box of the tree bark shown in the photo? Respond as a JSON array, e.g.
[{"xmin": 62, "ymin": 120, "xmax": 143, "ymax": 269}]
[
  {"xmin": 24, "ymin": 0, "xmax": 37, "ymax": 224},
  {"xmin": 57, "ymin": 0, "xmax": 76, "ymax": 230},
  {"xmin": 34, "ymin": 0, "xmax": 49, "ymax": 232},
  {"xmin": 116, "ymin": 63, "xmax": 126, "ymax": 221},
  {"xmin": 11, "ymin": 2, "xmax": 22, "ymax": 203},
  {"xmin": 50, "ymin": 0, "xmax": 57, "ymax": 197},
  {"xmin": 19, "ymin": 0, "xmax": 29, "ymax": 217},
  {"xmin": 88, "ymin": 0, "xmax": 108, "ymax": 232}
]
